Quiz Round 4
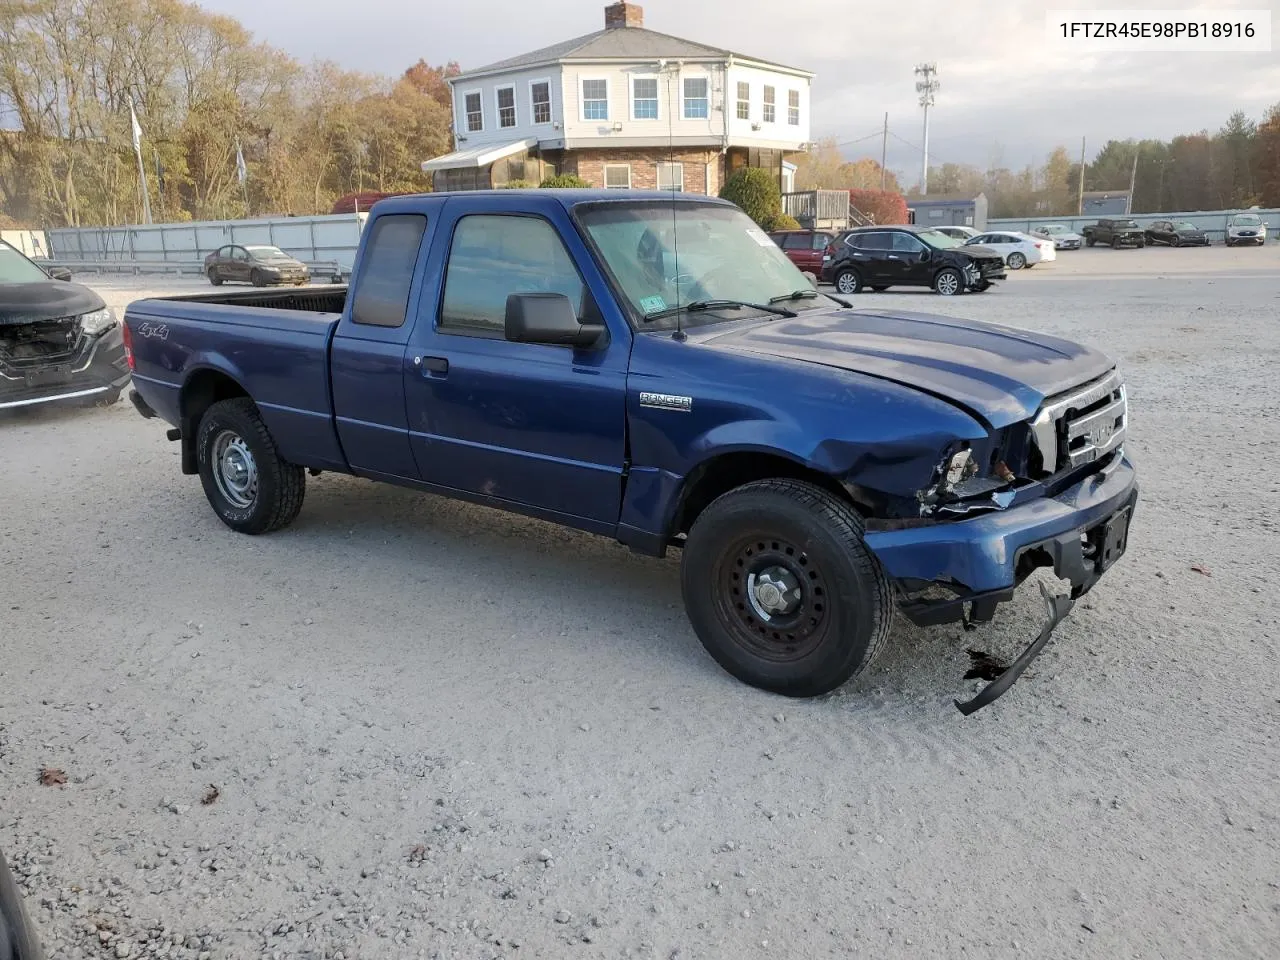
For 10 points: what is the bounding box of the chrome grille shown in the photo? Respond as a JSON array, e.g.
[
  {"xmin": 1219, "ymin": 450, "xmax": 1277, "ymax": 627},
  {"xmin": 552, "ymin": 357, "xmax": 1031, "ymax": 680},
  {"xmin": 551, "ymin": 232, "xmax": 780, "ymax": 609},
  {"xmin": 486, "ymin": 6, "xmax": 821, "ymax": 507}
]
[{"xmin": 1030, "ymin": 370, "xmax": 1127, "ymax": 474}]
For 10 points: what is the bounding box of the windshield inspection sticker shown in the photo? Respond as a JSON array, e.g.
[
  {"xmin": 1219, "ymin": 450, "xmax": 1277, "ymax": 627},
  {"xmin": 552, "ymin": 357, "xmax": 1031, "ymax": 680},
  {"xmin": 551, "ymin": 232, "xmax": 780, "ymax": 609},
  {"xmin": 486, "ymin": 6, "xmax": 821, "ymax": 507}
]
[{"xmin": 639, "ymin": 295, "xmax": 667, "ymax": 313}]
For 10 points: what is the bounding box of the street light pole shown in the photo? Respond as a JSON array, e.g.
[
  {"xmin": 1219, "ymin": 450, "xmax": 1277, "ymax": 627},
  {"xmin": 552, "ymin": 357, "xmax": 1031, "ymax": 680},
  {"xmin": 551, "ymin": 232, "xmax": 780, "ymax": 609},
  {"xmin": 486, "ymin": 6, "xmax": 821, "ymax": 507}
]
[{"xmin": 914, "ymin": 63, "xmax": 939, "ymax": 195}]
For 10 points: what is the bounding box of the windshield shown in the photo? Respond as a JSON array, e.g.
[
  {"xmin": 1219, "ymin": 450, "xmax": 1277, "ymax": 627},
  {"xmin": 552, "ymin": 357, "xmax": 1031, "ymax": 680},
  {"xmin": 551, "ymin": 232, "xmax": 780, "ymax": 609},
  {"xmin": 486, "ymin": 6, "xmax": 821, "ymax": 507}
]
[
  {"xmin": 576, "ymin": 201, "xmax": 833, "ymax": 329},
  {"xmin": 1173, "ymin": 221, "xmax": 1196, "ymax": 230},
  {"xmin": 245, "ymin": 245, "xmax": 288, "ymax": 258},
  {"xmin": 1041, "ymin": 225, "xmax": 1067, "ymax": 234},
  {"xmin": 1114, "ymin": 220, "xmax": 1139, "ymax": 229},
  {"xmin": 0, "ymin": 242, "xmax": 53, "ymax": 283},
  {"xmin": 916, "ymin": 229, "xmax": 965, "ymax": 249},
  {"xmin": 1232, "ymin": 215, "xmax": 1262, "ymax": 225}
]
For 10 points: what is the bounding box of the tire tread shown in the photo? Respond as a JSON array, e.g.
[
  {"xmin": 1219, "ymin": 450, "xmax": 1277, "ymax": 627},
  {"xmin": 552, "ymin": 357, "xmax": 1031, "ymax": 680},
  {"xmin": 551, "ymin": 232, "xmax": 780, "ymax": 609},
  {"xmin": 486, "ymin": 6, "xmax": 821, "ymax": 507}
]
[{"xmin": 199, "ymin": 397, "xmax": 305, "ymax": 534}]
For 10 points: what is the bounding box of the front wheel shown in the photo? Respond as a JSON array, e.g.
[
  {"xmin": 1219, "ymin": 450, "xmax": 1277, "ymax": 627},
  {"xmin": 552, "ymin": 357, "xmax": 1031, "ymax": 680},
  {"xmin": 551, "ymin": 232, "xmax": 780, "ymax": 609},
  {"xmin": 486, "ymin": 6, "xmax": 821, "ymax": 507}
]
[
  {"xmin": 1007, "ymin": 252, "xmax": 1026, "ymax": 270},
  {"xmin": 250, "ymin": 269, "xmax": 264, "ymax": 287},
  {"xmin": 1086, "ymin": 236, "xmax": 1096, "ymax": 247},
  {"xmin": 933, "ymin": 267, "xmax": 963, "ymax": 296},
  {"xmin": 834, "ymin": 268, "xmax": 862, "ymax": 295},
  {"xmin": 1111, "ymin": 237, "xmax": 1122, "ymax": 249},
  {"xmin": 681, "ymin": 479, "xmax": 892, "ymax": 698},
  {"xmin": 196, "ymin": 398, "xmax": 305, "ymax": 534}
]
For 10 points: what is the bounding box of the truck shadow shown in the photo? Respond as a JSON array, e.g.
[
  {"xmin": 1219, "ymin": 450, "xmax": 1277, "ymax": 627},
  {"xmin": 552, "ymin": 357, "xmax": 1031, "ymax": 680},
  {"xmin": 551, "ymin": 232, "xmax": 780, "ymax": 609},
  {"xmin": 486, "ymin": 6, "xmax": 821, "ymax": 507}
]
[{"xmin": 280, "ymin": 474, "xmax": 1020, "ymax": 715}]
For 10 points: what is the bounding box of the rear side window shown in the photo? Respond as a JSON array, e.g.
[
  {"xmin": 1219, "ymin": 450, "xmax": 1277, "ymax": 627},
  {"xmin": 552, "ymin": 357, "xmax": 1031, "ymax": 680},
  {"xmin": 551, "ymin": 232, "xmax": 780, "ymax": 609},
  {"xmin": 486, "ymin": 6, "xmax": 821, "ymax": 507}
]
[
  {"xmin": 811, "ymin": 234, "xmax": 832, "ymax": 250},
  {"xmin": 781, "ymin": 233, "xmax": 810, "ymax": 250},
  {"xmin": 351, "ymin": 214, "xmax": 427, "ymax": 328}
]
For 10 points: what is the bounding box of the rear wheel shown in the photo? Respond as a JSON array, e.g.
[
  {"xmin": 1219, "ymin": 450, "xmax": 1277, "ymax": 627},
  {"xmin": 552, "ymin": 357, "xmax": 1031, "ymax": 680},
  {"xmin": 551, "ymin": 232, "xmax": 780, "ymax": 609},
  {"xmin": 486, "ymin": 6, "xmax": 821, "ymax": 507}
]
[
  {"xmin": 1007, "ymin": 252, "xmax": 1027, "ymax": 270},
  {"xmin": 681, "ymin": 479, "xmax": 892, "ymax": 698},
  {"xmin": 250, "ymin": 268, "xmax": 264, "ymax": 287},
  {"xmin": 933, "ymin": 267, "xmax": 963, "ymax": 296},
  {"xmin": 834, "ymin": 268, "xmax": 862, "ymax": 295},
  {"xmin": 1171, "ymin": 235, "xmax": 1181, "ymax": 247},
  {"xmin": 196, "ymin": 398, "xmax": 305, "ymax": 534},
  {"xmin": 208, "ymin": 268, "xmax": 222, "ymax": 286}
]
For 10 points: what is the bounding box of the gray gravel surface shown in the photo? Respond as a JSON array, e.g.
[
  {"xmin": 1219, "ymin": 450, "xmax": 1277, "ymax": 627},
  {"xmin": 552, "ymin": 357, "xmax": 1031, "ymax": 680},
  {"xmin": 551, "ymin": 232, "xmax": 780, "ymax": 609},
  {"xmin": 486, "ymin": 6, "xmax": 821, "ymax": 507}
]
[{"xmin": 2, "ymin": 246, "xmax": 1278, "ymax": 959}]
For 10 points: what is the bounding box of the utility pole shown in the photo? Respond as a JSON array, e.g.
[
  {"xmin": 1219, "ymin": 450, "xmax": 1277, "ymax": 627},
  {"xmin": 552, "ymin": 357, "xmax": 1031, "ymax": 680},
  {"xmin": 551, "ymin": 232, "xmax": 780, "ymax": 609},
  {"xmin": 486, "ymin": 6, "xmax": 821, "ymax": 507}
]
[
  {"xmin": 1127, "ymin": 146, "xmax": 1140, "ymax": 214},
  {"xmin": 1077, "ymin": 136, "xmax": 1087, "ymax": 215},
  {"xmin": 880, "ymin": 112, "xmax": 888, "ymax": 191},
  {"xmin": 914, "ymin": 63, "xmax": 939, "ymax": 194}
]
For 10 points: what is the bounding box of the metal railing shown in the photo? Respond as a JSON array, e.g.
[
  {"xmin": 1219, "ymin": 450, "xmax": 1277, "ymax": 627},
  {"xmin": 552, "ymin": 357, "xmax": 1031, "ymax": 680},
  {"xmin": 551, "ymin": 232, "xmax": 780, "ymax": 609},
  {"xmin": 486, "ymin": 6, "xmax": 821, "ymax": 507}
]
[{"xmin": 36, "ymin": 258, "xmax": 351, "ymax": 282}]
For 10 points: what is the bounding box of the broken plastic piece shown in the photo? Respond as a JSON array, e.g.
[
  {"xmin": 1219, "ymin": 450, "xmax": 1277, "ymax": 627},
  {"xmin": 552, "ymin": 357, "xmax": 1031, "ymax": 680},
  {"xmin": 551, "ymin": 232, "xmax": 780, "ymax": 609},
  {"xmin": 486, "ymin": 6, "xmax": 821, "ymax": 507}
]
[{"xmin": 954, "ymin": 582, "xmax": 1075, "ymax": 716}]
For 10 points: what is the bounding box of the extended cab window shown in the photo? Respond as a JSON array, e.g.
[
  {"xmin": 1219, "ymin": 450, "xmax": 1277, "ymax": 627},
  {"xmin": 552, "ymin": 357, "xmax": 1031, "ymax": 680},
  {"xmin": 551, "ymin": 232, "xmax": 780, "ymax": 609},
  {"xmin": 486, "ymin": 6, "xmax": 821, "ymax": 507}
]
[
  {"xmin": 440, "ymin": 215, "xmax": 585, "ymax": 336},
  {"xmin": 351, "ymin": 214, "xmax": 427, "ymax": 328}
]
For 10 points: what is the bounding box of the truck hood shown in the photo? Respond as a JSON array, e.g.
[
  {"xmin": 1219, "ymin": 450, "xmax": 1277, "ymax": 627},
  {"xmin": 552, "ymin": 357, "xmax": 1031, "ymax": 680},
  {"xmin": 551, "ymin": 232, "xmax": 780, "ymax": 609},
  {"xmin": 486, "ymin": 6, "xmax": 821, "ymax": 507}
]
[
  {"xmin": 0, "ymin": 281, "xmax": 105, "ymax": 326},
  {"xmin": 697, "ymin": 307, "xmax": 1114, "ymax": 428}
]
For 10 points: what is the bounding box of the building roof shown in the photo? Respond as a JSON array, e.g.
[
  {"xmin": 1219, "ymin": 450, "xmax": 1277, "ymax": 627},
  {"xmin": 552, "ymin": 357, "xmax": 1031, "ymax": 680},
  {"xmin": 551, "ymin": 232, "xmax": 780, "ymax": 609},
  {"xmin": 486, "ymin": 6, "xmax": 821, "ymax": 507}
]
[
  {"xmin": 421, "ymin": 139, "xmax": 538, "ymax": 172},
  {"xmin": 456, "ymin": 26, "xmax": 810, "ymax": 80},
  {"xmin": 906, "ymin": 193, "xmax": 986, "ymax": 205}
]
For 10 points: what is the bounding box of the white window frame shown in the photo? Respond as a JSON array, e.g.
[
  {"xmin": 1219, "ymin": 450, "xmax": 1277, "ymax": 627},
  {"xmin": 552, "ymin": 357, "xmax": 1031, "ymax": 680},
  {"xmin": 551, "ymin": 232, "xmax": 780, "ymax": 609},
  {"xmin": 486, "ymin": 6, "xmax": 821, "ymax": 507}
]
[
  {"xmin": 495, "ymin": 84, "xmax": 518, "ymax": 130},
  {"xmin": 682, "ymin": 76, "xmax": 709, "ymax": 120},
  {"xmin": 603, "ymin": 163, "xmax": 632, "ymax": 189},
  {"xmin": 762, "ymin": 85, "xmax": 776, "ymax": 123},
  {"xmin": 461, "ymin": 88, "xmax": 484, "ymax": 133},
  {"xmin": 787, "ymin": 89, "xmax": 800, "ymax": 126},
  {"xmin": 736, "ymin": 81, "xmax": 750, "ymax": 121},
  {"xmin": 630, "ymin": 75, "xmax": 659, "ymax": 121},
  {"xmin": 657, "ymin": 161, "xmax": 684, "ymax": 192},
  {"xmin": 529, "ymin": 78, "xmax": 553, "ymax": 126},
  {"xmin": 581, "ymin": 77, "xmax": 609, "ymax": 122}
]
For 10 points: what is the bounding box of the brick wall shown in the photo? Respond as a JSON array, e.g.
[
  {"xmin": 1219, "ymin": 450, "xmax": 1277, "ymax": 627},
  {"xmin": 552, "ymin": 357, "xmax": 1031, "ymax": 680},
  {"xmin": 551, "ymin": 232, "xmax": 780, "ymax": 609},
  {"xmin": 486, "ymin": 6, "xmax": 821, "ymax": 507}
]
[{"xmin": 571, "ymin": 148, "xmax": 722, "ymax": 194}]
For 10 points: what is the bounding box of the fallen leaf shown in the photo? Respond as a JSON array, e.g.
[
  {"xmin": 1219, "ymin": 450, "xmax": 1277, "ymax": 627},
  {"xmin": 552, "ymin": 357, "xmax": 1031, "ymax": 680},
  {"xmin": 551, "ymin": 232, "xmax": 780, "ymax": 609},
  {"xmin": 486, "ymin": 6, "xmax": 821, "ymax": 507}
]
[
  {"xmin": 408, "ymin": 844, "xmax": 427, "ymax": 862},
  {"xmin": 38, "ymin": 767, "xmax": 67, "ymax": 787},
  {"xmin": 200, "ymin": 784, "xmax": 220, "ymax": 806},
  {"xmin": 1190, "ymin": 565, "xmax": 1212, "ymax": 577}
]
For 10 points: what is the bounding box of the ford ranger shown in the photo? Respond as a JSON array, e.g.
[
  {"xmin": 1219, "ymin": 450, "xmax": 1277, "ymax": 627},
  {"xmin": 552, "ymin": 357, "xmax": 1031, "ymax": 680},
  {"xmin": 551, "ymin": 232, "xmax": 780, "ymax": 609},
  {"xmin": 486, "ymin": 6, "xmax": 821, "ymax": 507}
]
[{"xmin": 124, "ymin": 191, "xmax": 1138, "ymax": 712}]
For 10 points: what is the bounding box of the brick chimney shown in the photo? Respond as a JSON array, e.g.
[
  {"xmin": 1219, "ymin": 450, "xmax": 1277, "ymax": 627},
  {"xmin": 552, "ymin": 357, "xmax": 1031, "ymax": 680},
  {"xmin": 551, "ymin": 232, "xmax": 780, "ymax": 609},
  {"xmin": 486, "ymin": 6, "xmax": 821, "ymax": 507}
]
[{"xmin": 604, "ymin": 2, "xmax": 643, "ymax": 29}]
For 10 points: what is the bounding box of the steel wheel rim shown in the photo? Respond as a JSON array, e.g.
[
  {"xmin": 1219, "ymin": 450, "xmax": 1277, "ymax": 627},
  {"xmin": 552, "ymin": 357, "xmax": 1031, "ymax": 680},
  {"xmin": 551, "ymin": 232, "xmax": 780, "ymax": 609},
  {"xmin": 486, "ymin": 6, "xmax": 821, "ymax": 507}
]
[
  {"xmin": 937, "ymin": 271, "xmax": 960, "ymax": 295},
  {"xmin": 714, "ymin": 535, "xmax": 831, "ymax": 662},
  {"xmin": 212, "ymin": 429, "xmax": 258, "ymax": 509},
  {"xmin": 837, "ymin": 272, "xmax": 858, "ymax": 294},
  {"xmin": 1008, "ymin": 253, "xmax": 1025, "ymax": 269}
]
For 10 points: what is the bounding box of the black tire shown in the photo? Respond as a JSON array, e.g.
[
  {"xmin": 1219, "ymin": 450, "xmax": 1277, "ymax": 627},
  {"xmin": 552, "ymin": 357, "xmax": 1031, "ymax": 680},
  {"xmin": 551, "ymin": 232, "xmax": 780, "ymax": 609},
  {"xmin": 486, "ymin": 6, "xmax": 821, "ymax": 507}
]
[
  {"xmin": 1007, "ymin": 252, "xmax": 1026, "ymax": 270},
  {"xmin": 250, "ymin": 269, "xmax": 264, "ymax": 287},
  {"xmin": 196, "ymin": 397, "xmax": 305, "ymax": 535},
  {"xmin": 0, "ymin": 849, "xmax": 42, "ymax": 960},
  {"xmin": 1171, "ymin": 235, "xmax": 1181, "ymax": 247},
  {"xmin": 1224, "ymin": 239, "xmax": 1233, "ymax": 247},
  {"xmin": 1085, "ymin": 236, "xmax": 1096, "ymax": 247},
  {"xmin": 208, "ymin": 268, "xmax": 223, "ymax": 286},
  {"xmin": 680, "ymin": 479, "xmax": 892, "ymax": 698},
  {"xmin": 834, "ymin": 268, "xmax": 862, "ymax": 295},
  {"xmin": 869, "ymin": 285, "xmax": 890, "ymax": 292},
  {"xmin": 933, "ymin": 267, "xmax": 964, "ymax": 296},
  {"xmin": 1111, "ymin": 237, "xmax": 1122, "ymax": 249}
]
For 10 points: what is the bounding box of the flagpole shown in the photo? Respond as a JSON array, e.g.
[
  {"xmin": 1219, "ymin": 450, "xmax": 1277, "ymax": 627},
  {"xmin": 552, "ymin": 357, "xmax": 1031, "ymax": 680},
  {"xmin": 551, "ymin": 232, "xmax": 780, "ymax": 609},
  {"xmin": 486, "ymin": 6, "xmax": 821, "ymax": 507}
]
[
  {"xmin": 131, "ymin": 101, "xmax": 153, "ymax": 225},
  {"xmin": 236, "ymin": 139, "xmax": 249, "ymax": 216}
]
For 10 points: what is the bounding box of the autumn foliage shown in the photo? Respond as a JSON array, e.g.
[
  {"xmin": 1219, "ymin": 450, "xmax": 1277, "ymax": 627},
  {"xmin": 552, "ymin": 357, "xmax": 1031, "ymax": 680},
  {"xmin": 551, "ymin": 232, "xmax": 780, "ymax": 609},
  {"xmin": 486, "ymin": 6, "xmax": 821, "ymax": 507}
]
[{"xmin": 848, "ymin": 190, "xmax": 909, "ymax": 225}]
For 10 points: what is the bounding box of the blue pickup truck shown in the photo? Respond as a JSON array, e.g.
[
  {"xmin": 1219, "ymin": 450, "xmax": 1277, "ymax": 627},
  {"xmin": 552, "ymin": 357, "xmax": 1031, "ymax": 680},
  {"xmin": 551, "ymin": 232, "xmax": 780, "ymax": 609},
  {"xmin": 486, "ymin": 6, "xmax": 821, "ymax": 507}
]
[{"xmin": 125, "ymin": 190, "xmax": 1137, "ymax": 711}]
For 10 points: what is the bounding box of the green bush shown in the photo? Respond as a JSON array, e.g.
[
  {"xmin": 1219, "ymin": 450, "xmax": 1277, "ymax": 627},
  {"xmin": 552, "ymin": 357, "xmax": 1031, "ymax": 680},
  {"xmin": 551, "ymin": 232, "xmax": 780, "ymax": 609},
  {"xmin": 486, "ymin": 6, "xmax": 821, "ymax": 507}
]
[
  {"xmin": 761, "ymin": 212, "xmax": 802, "ymax": 231},
  {"xmin": 719, "ymin": 168, "xmax": 783, "ymax": 227},
  {"xmin": 499, "ymin": 179, "xmax": 537, "ymax": 189},
  {"xmin": 539, "ymin": 174, "xmax": 591, "ymax": 189}
]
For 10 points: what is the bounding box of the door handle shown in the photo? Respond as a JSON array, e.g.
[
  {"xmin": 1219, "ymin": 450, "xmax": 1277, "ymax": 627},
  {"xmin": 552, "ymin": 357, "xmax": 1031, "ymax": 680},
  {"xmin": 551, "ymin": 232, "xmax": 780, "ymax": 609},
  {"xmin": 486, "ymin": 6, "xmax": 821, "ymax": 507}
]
[
  {"xmin": 887, "ymin": 255, "xmax": 901, "ymax": 260},
  {"xmin": 422, "ymin": 356, "xmax": 449, "ymax": 375}
]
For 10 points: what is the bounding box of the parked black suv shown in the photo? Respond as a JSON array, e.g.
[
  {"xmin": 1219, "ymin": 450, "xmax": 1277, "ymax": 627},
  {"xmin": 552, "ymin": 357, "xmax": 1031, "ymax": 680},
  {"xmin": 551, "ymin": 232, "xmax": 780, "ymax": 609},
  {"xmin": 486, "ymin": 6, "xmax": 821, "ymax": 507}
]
[
  {"xmin": 820, "ymin": 226, "xmax": 1007, "ymax": 296},
  {"xmin": 1081, "ymin": 219, "xmax": 1146, "ymax": 248},
  {"xmin": 1144, "ymin": 220, "xmax": 1209, "ymax": 247}
]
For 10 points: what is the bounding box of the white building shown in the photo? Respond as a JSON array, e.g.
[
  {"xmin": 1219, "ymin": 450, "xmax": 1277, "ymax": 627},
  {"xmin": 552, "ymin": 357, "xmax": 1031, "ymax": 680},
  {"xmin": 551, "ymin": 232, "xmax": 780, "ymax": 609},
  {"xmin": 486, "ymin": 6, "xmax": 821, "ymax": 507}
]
[{"xmin": 423, "ymin": 2, "xmax": 814, "ymax": 195}]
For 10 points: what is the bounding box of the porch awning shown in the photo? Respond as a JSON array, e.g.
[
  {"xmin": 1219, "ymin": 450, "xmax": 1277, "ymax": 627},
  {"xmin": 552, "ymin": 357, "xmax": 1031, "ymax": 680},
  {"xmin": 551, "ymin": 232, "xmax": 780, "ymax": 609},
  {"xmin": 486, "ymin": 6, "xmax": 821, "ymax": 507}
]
[{"xmin": 420, "ymin": 139, "xmax": 538, "ymax": 173}]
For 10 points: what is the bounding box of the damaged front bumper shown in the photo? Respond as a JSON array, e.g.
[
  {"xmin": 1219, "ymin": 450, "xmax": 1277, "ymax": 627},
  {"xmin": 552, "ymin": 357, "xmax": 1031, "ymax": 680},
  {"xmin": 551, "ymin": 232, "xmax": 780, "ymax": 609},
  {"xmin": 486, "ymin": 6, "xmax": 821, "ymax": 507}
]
[
  {"xmin": 0, "ymin": 324, "xmax": 129, "ymax": 410},
  {"xmin": 866, "ymin": 454, "xmax": 1138, "ymax": 712}
]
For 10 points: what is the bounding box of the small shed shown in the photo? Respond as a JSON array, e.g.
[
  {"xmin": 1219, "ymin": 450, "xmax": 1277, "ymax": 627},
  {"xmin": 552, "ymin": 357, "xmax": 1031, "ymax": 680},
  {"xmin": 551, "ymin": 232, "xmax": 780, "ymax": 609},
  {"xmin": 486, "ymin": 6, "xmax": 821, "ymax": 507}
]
[
  {"xmin": 906, "ymin": 193, "xmax": 988, "ymax": 230},
  {"xmin": 1080, "ymin": 191, "xmax": 1131, "ymax": 216}
]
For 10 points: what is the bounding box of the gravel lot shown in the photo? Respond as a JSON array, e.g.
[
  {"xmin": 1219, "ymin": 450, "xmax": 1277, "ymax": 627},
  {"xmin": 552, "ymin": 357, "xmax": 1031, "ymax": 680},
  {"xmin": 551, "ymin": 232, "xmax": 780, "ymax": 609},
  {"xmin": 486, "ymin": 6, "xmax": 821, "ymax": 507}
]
[{"xmin": 2, "ymin": 246, "xmax": 1278, "ymax": 959}]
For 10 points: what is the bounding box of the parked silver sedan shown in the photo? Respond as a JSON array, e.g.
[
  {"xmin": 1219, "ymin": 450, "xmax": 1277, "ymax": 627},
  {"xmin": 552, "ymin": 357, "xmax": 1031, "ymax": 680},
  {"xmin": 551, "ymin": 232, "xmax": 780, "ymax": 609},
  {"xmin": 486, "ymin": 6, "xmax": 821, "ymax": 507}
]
[{"xmin": 1031, "ymin": 223, "xmax": 1084, "ymax": 250}]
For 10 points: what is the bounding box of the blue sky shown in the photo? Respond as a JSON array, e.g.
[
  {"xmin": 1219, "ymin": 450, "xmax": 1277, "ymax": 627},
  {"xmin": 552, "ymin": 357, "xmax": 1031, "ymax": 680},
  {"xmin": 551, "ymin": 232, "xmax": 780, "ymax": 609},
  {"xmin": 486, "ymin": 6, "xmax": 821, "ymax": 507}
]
[{"xmin": 200, "ymin": 0, "xmax": 1279, "ymax": 179}]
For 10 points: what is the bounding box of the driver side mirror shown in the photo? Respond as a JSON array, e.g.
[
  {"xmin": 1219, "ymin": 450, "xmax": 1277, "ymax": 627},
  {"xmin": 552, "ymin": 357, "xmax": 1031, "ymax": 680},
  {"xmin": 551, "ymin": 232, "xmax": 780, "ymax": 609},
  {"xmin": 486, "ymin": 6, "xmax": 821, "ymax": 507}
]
[
  {"xmin": 45, "ymin": 265, "xmax": 72, "ymax": 281},
  {"xmin": 505, "ymin": 293, "xmax": 605, "ymax": 349}
]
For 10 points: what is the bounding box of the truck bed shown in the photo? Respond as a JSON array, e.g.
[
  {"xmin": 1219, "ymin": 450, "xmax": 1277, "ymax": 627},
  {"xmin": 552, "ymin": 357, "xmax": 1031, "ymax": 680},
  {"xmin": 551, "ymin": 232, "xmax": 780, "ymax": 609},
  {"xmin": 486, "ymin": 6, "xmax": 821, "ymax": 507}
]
[{"xmin": 156, "ymin": 284, "xmax": 348, "ymax": 315}]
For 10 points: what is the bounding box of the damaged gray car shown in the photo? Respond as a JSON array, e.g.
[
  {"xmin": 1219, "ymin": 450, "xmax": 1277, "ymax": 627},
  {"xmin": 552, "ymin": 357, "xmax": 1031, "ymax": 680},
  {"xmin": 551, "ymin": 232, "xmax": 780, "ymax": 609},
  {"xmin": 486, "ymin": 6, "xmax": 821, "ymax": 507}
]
[{"xmin": 0, "ymin": 241, "xmax": 129, "ymax": 412}]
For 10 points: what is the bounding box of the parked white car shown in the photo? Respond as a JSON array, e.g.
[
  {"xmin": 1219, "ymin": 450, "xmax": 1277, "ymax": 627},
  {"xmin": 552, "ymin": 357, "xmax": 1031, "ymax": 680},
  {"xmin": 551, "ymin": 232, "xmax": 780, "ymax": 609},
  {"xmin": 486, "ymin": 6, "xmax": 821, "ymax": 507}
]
[
  {"xmin": 1030, "ymin": 223, "xmax": 1084, "ymax": 250},
  {"xmin": 1225, "ymin": 213, "xmax": 1267, "ymax": 247},
  {"xmin": 933, "ymin": 225, "xmax": 981, "ymax": 242},
  {"xmin": 965, "ymin": 230, "xmax": 1056, "ymax": 269}
]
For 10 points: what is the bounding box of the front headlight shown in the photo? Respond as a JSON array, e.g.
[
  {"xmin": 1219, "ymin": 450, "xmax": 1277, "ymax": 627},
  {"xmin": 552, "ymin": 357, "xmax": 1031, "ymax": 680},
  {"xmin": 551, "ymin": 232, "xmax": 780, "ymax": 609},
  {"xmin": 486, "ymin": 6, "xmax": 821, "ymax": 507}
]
[{"xmin": 78, "ymin": 307, "xmax": 116, "ymax": 336}]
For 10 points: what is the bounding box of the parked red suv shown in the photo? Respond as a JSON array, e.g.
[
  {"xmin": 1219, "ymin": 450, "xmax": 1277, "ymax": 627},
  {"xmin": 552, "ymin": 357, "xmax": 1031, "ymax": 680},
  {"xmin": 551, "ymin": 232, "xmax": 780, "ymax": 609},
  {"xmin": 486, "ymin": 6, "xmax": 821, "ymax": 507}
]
[{"xmin": 767, "ymin": 229, "xmax": 836, "ymax": 276}]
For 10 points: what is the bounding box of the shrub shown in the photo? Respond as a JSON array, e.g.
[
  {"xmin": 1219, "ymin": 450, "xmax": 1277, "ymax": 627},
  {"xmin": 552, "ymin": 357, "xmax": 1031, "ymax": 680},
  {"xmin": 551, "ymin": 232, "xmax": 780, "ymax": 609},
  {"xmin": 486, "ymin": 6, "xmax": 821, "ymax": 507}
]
[
  {"xmin": 500, "ymin": 179, "xmax": 537, "ymax": 189},
  {"xmin": 761, "ymin": 212, "xmax": 802, "ymax": 231},
  {"xmin": 719, "ymin": 168, "xmax": 783, "ymax": 227},
  {"xmin": 849, "ymin": 189, "xmax": 909, "ymax": 225},
  {"xmin": 540, "ymin": 174, "xmax": 591, "ymax": 189}
]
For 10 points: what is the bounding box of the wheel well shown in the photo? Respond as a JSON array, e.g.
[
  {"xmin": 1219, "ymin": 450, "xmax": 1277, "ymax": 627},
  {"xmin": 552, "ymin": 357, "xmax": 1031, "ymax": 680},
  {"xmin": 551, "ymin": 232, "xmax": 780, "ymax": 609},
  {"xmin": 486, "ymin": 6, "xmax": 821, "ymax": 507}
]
[
  {"xmin": 670, "ymin": 452, "xmax": 864, "ymax": 539},
  {"xmin": 179, "ymin": 370, "xmax": 250, "ymax": 474}
]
